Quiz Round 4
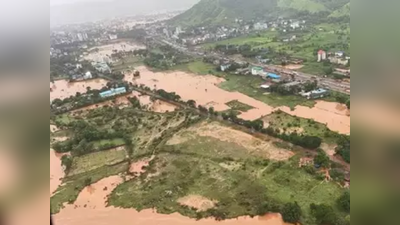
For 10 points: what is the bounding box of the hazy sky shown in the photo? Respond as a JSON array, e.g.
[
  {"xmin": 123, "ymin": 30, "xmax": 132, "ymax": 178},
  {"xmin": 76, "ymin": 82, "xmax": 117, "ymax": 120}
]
[{"xmin": 50, "ymin": 0, "xmax": 199, "ymax": 26}]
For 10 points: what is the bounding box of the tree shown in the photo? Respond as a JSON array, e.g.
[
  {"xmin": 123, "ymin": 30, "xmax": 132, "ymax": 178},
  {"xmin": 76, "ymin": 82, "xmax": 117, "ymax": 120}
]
[
  {"xmin": 61, "ymin": 155, "xmax": 73, "ymax": 173},
  {"xmin": 345, "ymin": 99, "xmax": 350, "ymax": 109},
  {"xmin": 282, "ymin": 202, "xmax": 302, "ymax": 223},
  {"xmin": 303, "ymin": 80, "xmax": 318, "ymax": 92},
  {"xmin": 324, "ymin": 66, "xmax": 333, "ymax": 75},
  {"xmin": 310, "ymin": 203, "xmax": 339, "ymax": 225},
  {"xmin": 208, "ymin": 107, "xmax": 215, "ymax": 115},
  {"xmin": 187, "ymin": 99, "xmax": 196, "ymax": 108},
  {"xmin": 337, "ymin": 191, "xmax": 350, "ymax": 213},
  {"xmin": 314, "ymin": 149, "xmax": 330, "ymax": 168},
  {"xmin": 84, "ymin": 177, "xmax": 92, "ymax": 186}
]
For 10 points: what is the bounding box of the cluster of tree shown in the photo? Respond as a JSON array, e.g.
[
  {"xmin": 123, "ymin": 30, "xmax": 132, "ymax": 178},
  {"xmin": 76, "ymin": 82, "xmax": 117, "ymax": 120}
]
[
  {"xmin": 334, "ymin": 93, "xmax": 350, "ymax": 109},
  {"xmin": 281, "ymin": 202, "xmax": 303, "ymax": 223},
  {"xmin": 310, "ymin": 203, "xmax": 348, "ymax": 225},
  {"xmin": 51, "ymin": 81, "xmax": 131, "ymax": 114},
  {"xmin": 214, "ymin": 44, "xmax": 260, "ymax": 58},
  {"xmin": 337, "ymin": 191, "xmax": 350, "ymax": 213},
  {"xmin": 314, "ymin": 148, "xmax": 331, "ymax": 168},
  {"xmin": 52, "ymin": 120, "xmax": 127, "ymax": 156},
  {"xmin": 60, "ymin": 155, "xmax": 73, "ymax": 173},
  {"xmin": 263, "ymin": 126, "xmax": 322, "ymax": 149},
  {"xmin": 221, "ymin": 111, "xmax": 264, "ymax": 131},
  {"xmin": 269, "ymin": 83, "xmax": 302, "ymax": 96},
  {"xmin": 335, "ymin": 134, "xmax": 350, "ymax": 163},
  {"xmin": 269, "ymin": 80, "xmax": 318, "ymax": 96},
  {"xmin": 156, "ymin": 89, "xmax": 181, "ymax": 102},
  {"xmin": 127, "ymin": 96, "xmax": 142, "ymax": 109}
]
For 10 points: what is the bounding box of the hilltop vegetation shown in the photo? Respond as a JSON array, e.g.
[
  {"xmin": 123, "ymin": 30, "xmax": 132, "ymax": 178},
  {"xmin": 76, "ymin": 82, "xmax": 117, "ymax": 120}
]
[
  {"xmin": 329, "ymin": 2, "xmax": 350, "ymax": 18},
  {"xmin": 169, "ymin": 0, "xmax": 350, "ymax": 27}
]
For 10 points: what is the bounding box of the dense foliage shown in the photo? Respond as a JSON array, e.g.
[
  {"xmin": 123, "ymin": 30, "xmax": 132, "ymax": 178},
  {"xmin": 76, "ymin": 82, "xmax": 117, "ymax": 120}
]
[
  {"xmin": 335, "ymin": 134, "xmax": 350, "ymax": 163},
  {"xmin": 281, "ymin": 202, "xmax": 303, "ymax": 223}
]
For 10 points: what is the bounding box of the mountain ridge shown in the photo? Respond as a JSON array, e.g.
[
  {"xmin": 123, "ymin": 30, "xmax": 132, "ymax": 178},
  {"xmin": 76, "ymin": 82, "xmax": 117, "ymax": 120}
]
[{"xmin": 169, "ymin": 0, "xmax": 350, "ymax": 27}]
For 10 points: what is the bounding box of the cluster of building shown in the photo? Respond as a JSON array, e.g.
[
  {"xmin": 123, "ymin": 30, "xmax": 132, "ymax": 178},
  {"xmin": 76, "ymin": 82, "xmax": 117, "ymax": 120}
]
[
  {"xmin": 317, "ymin": 49, "xmax": 350, "ymax": 66},
  {"xmin": 150, "ymin": 17, "xmax": 307, "ymax": 47}
]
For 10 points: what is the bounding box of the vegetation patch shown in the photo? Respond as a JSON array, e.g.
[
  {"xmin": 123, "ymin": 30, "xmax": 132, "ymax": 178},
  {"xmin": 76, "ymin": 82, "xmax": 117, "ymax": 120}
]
[
  {"xmin": 264, "ymin": 110, "xmax": 340, "ymax": 144},
  {"xmin": 68, "ymin": 147, "xmax": 127, "ymax": 176},
  {"xmin": 226, "ymin": 100, "xmax": 254, "ymax": 112},
  {"xmin": 50, "ymin": 162, "xmax": 128, "ymax": 214}
]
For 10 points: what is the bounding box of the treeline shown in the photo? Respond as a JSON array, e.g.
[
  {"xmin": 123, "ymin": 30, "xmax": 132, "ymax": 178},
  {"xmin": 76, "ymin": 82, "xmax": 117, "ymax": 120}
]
[
  {"xmin": 51, "ymin": 81, "xmax": 131, "ymax": 114},
  {"xmin": 335, "ymin": 134, "xmax": 350, "ymax": 163},
  {"xmin": 269, "ymin": 80, "xmax": 318, "ymax": 96},
  {"xmin": 142, "ymin": 44, "xmax": 193, "ymax": 70},
  {"xmin": 52, "ymin": 120, "xmax": 130, "ymax": 157},
  {"xmin": 214, "ymin": 44, "xmax": 260, "ymax": 58}
]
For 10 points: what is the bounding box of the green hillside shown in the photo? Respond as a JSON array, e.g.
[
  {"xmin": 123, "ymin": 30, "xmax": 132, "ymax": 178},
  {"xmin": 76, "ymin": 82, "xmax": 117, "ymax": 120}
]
[
  {"xmin": 329, "ymin": 2, "xmax": 350, "ymax": 18},
  {"xmin": 169, "ymin": 0, "xmax": 350, "ymax": 27},
  {"xmin": 168, "ymin": 0, "xmax": 279, "ymax": 27},
  {"xmin": 278, "ymin": 0, "xmax": 327, "ymax": 13}
]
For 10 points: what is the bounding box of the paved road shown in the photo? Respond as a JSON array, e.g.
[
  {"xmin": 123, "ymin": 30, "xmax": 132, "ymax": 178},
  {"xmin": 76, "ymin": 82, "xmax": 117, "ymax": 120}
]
[{"xmin": 154, "ymin": 37, "xmax": 350, "ymax": 94}]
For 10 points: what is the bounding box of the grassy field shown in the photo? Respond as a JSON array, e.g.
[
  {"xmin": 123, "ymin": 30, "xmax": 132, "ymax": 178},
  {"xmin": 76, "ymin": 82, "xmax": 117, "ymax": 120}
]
[
  {"xmin": 108, "ymin": 121, "xmax": 345, "ymax": 224},
  {"xmin": 92, "ymin": 138, "xmax": 125, "ymax": 148},
  {"xmin": 68, "ymin": 148, "xmax": 127, "ymax": 176},
  {"xmin": 50, "ymin": 162, "xmax": 129, "ymax": 214},
  {"xmin": 202, "ymin": 31, "xmax": 278, "ymax": 49},
  {"xmin": 54, "ymin": 114, "xmax": 76, "ymax": 125},
  {"xmin": 111, "ymin": 56, "xmax": 143, "ymax": 72},
  {"xmin": 219, "ymin": 74, "xmax": 316, "ymax": 108},
  {"xmin": 226, "ymin": 100, "xmax": 254, "ymax": 112},
  {"xmin": 171, "ymin": 60, "xmax": 225, "ymax": 77},
  {"xmin": 263, "ymin": 110, "xmax": 340, "ymax": 144}
]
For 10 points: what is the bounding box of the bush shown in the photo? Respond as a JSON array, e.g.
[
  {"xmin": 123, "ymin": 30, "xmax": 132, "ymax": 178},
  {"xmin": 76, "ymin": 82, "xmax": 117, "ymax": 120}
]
[
  {"xmin": 282, "ymin": 202, "xmax": 302, "ymax": 223},
  {"xmin": 337, "ymin": 191, "xmax": 350, "ymax": 213}
]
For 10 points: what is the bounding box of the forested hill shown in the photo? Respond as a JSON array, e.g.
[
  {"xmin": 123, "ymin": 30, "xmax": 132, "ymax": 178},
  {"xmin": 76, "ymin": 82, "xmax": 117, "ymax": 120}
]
[{"xmin": 168, "ymin": 0, "xmax": 350, "ymax": 27}]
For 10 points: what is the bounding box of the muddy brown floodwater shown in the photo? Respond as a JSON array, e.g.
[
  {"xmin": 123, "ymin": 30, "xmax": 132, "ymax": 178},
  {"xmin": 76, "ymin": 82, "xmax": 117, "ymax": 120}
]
[
  {"xmin": 50, "ymin": 146, "xmax": 292, "ymax": 225},
  {"xmin": 50, "ymin": 79, "xmax": 108, "ymax": 101},
  {"xmin": 278, "ymin": 101, "xmax": 350, "ymax": 134}
]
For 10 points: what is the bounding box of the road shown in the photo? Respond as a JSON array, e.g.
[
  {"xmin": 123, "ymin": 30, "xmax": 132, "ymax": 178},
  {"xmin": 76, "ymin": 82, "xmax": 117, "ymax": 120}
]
[{"xmin": 154, "ymin": 37, "xmax": 350, "ymax": 94}]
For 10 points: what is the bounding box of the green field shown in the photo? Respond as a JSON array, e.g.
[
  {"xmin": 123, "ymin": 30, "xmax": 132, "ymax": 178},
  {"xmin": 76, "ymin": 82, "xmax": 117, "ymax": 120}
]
[
  {"xmin": 263, "ymin": 110, "xmax": 340, "ymax": 144},
  {"xmin": 111, "ymin": 56, "xmax": 143, "ymax": 72},
  {"xmin": 108, "ymin": 121, "xmax": 345, "ymax": 224},
  {"xmin": 219, "ymin": 74, "xmax": 316, "ymax": 108},
  {"xmin": 92, "ymin": 138, "xmax": 125, "ymax": 148},
  {"xmin": 226, "ymin": 100, "xmax": 254, "ymax": 112},
  {"xmin": 68, "ymin": 148, "xmax": 127, "ymax": 175},
  {"xmin": 202, "ymin": 31, "xmax": 278, "ymax": 49}
]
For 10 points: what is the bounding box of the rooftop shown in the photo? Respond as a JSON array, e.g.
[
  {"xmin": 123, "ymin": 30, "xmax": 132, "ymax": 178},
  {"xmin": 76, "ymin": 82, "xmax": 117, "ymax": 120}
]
[{"xmin": 311, "ymin": 88, "xmax": 328, "ymax": 94}]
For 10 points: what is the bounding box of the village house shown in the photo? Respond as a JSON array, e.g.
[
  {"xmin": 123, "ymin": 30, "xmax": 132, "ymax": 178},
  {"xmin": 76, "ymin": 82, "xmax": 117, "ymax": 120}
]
[
  {"xmin": 317, "ymin": 50, "xmax": 327, "ymax": 62},
  {"xmin": 220, "ymin": 63, "xmax": 231, "ymax": 72},
  {"xmin": 301, "ymin": 88, "xmax": 329, "ymax": 99}
]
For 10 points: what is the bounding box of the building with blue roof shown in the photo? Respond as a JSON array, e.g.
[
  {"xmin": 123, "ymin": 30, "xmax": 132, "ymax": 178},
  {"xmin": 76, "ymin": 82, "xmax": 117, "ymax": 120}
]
[
  {"xmin": 267, "ymin": 73, "xmax": 281, "ymax": 79},
  {"xmin": 99, "ymin": 87, "xmax": 127, "ymax": 98},
  {"xmin": 301, "ymin": 88, "xmax": 329, "ymax": 99}
]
